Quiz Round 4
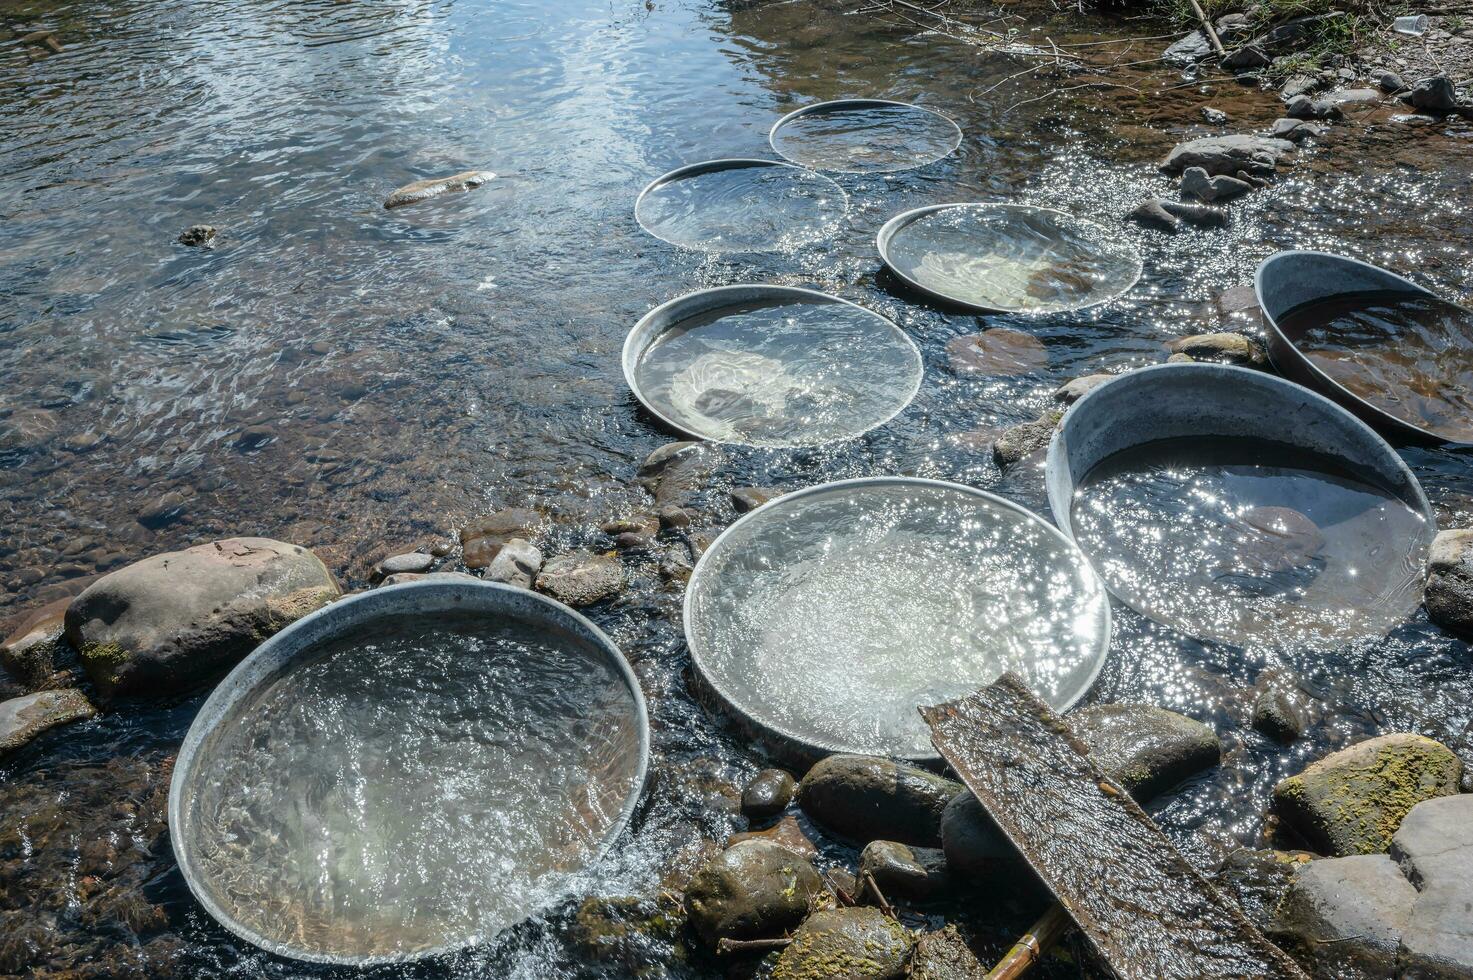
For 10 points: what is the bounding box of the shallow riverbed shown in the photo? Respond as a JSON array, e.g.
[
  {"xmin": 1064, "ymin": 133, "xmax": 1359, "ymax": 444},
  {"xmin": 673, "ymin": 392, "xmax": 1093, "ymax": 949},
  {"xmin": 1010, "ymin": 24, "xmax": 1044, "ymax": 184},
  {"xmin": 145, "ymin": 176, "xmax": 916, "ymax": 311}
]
[{"xmin": 3, "ymin": 0, "xmax": 1473, "ymax": 976}]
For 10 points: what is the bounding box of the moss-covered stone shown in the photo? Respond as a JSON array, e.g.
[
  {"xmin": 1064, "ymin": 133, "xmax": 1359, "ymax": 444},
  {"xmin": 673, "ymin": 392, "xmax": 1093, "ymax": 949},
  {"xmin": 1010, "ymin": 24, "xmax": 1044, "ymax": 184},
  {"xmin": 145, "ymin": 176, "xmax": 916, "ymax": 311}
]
[
  {"xmin": 683, "ymin": 839, "xmax": 822, "ymax": 948},
  {"xmin": 1272, "ymin": 733, "xmax": 1462, "ymax": 856},
  {"xmin": 771, "ymin": 907, "xmax": 913, "ymax": 980},
  {"xmin": 570, "ymin": 893, "xmax": 687, "ymax": 976}
]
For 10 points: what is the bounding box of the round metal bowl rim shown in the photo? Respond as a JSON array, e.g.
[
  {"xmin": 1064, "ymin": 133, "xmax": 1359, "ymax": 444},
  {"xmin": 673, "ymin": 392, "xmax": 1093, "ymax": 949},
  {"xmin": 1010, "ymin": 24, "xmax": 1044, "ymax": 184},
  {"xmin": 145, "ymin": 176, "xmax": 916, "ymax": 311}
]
[
  {"xmin": 633, "ymin": 157, "xmax": 849, "ymax": 252},
  {"xmin": 767, "ymin": 98, "xmax": 964, "ymax": 172},
  {"xmin": 875, "ymin": 202, "xmax": 1144, "ymax": 315},
  {"xmin": 681, "ymin": 476, "xmax": 1114, "ymax": 764},
  {"xmin": 167, "ymin": 579, "xmax": 651, "ymax": 967},
  {"xmin": 1043, "ymin": 362, "xmax": 1437, "ymax": 622},
  {"xmin": 621, "ymin": 284, "xmax": 924, "ymax": 447},
  {"xmin": 1254, "ymin": 249, "xmax": 1472, "ymax": 445}
]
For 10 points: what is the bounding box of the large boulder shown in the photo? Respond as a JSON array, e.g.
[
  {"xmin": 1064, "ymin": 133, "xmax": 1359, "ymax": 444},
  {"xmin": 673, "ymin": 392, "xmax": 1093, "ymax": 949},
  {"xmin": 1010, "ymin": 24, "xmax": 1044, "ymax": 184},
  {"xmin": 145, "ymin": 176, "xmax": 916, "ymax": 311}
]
[
  {"xmin": 1272, "ymin": 733, "xmax": 1462, "ymax": 856},
  {"xmin": 771, "ymin": 907, "xmax": 913, "ymax": 980},
  {"xmin": 1160, "ymin": 135, "xmax": 1295, "ymax": 177},
  {"xmin": 65, "ymin": 538, "xmax": 339, "ymax": 700},
  {"xmin": 0, "ymin": 689, "xmax": 95, "ymax": 758},
  {"xmin": 1072, "ymin": 703, "xmax": 1223, "ymax": 800},
  {"xmin": 797, "ymin": 755, "xmax": 962, "ymax": 847},
  {"xmin": 682, "ymin": 840, "xmax": 822, "ymax": 947},
  {"xmin": 1424, "ymin": 528, "xmax": 1473, "ymax": 638},
  {"xmin": 1270, "ymin": 853, "xmax": 1415, "ymax": 977}
]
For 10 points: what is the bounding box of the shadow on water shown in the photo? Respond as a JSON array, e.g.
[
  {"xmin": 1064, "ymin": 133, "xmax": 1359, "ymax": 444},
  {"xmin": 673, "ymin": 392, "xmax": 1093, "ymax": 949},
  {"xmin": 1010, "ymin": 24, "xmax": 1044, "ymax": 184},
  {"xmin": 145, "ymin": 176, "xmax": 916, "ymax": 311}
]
[{"xmin": 2, "ymin": 0, "xmax": 1473, "ymax": 975}]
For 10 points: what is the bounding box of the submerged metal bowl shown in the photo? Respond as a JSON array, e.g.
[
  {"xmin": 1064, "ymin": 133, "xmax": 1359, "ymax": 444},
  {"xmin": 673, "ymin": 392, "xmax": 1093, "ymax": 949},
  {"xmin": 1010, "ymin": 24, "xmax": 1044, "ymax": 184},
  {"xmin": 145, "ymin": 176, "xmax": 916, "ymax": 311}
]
[
  {"xmin": 683, "ymin": 477, "xmax": 1112, "ymax": 767},
  {"xmin": 1046, "ymin": 363, "xmax": 1436, "ymax": 646},
  {"xmin": 633, "ymin": 157, "xmax": 847, "ymax": 252},
  {"xmin": 876, "ymin": 202, "xmax": 1143, "ymax": 315},
  {"xmin": 622, "ymin": 284, "xmax": 923, "ymax": 447},
  {"xmin": 1256, "ymin": 250, "xmax": 1473, "ymax": 444},
  {"xmin": 768, "ymin": 98, "xmax": 963, "ymax": 173},
  {"xmin": 169, "ymin": 580, "xmax": 650, "ymax": 966}
]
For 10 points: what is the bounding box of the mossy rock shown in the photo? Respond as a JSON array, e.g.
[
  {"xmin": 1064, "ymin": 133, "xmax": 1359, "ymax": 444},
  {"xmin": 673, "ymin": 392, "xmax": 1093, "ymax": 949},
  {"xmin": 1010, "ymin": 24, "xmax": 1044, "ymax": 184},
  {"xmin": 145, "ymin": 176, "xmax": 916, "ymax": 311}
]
[
  {"xmin": 683, "ymin": 839, "xmax": 823, "ymax": 948},
  {"xmin": 570, "ymin": 893, "xmax": 687, "ymax": 976},
  {"xmin": 1273, "ymin": 733, "xmax": 1462, "ymax": 856},
  {"xmin": 771, "ymin": 907, "xmax": 913, "ymax": 980}
]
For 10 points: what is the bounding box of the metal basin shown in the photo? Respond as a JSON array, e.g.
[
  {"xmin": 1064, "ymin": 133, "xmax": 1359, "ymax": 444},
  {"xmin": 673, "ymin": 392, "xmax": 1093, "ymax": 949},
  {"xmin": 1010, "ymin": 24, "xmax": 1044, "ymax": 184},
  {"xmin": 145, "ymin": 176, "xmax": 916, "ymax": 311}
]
[
  {"xmin": 1047, "ymin": 364, "xmax": 1436, "ymax": 649},
  {"xmin": 1256, "ymin": 250, "xmax": 1473, "ymax": 444},
  {"xmin": 877, "ymin": 203, "xmax": 1142, "ymax": 314},
  {"xmin": 684, "ymin": 477, "xmax": 1112, "ymax": 766},
  {"xmin": 623, "ymin": 285, "xmax": 923, "ymax": 447},
  {"xmin": 169, "ymin": 580, "xmax": 649, "ymax": 966},
  {"xmin": 634, "ymin": 158, "xmax": 847, "ymax": 253},
  {"xmin": 768, "ymin": 98, "xmax": 962, "ymax": 173}
]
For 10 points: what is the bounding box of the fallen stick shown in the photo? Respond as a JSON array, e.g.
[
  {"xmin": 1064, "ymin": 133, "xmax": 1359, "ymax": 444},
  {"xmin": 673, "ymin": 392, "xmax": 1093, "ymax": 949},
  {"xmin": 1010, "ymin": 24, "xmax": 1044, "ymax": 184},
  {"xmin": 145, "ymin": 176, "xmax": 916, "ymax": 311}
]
[
  {"xmin": 716, "ymin": 936, "xmax": 793, "ymax": 956},
  {"xmin": 984, "ymin": 903, "xmax": 1072, "ymax": 980},
  {"xmin": 1187, "ymin": 0, "xmax": 1227, "ymax": 57}
]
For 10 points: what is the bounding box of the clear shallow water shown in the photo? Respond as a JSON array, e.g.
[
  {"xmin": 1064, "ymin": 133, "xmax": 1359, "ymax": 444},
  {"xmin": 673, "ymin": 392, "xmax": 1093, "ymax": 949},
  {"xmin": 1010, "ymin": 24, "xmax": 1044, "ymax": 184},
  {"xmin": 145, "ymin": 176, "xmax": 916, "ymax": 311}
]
[
  {"xmin": 882, "ymin": 203, "xmax": 1142, "ymax": 313},
  {"xmin": 631, "ymin": 296, "xmax": 921, "ymax": 445},
  {"xmin": 634, "ymin": 161, "xmax": 846, "ymax": 252},
  {"xmin": 1283, "ymin": 290, "xmax": 1473, "ymax": 443},
  {"xmin": 769, "ymin": 101, "xmax": 962, "ymax": 173},
  {"xmin": 1071, "ymin": 437, "xmax": 1430, "ymax": 648},
  {"xmin": 687, "ymin": 481, "xmax": 1110, "ymax": 758},
  {"xmin": 181, "ymin": 613, "xmax": 643, "ymax": 963},
  {"xmin": 2, "ymin": 0, "xmax": 1473, "ymax": 975}
]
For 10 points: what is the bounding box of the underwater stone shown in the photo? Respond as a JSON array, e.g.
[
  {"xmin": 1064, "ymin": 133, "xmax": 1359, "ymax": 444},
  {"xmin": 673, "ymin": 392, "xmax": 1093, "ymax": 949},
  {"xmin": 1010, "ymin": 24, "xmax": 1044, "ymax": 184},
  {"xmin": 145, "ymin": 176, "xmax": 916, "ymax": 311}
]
[
  {"xmin": 770, "ymin": 906, "xmax": 913, "ymax": 980},
  {"xmin": 535, "ymin": 552, "xmax": 623, "ymax": 607},
  {"xmin": 797, "ymin": 755, "xmax": 962, "ymax": 848},
  {"xmin": 1253, "ymin": 685, "xmax": 1310, "ymax": 743},
  {"xmin": 459, "ymin": 508, "xmax": 542, "ymax": 569},
  {"xmin": 728, "ymin": 813, "xmax": 816, "ymax": 858},
  {"xmin": 1181, "ymin": 167, "xmax": 1252, "ymax": 204},
  {"xmin": 638, "ymin": 441, "xmax": 722, "ymax": 508},
  {"xmin": 1160, "ymin": 200, "xmax": 1230, "ymax": 228},
  {"xmin": 1160, "ymin": 134, "xmax": 1294, "ymax": 176},
  {"xmin": 1127, "ymin": 199, "xmax": 1179, "ymax": 233},
  {"xmin": 1273, "ymin": 733, "xmax": 1462, "ymax": 856},
  {"xmin": 859, "ymin": 840, "xmax": 950, "ymax": 900},
  {"xmin": 991, "ymin": 410, "xmax": 1063, "ymax": 470},
  {"xmin": 1270, "ymin": 854, "xmax": 1414, "ymax": 976},
  {"xmin": 741, "ymin": 768, "xmax": 796, "ymax": 820},
  {"xmin": 571, "ymin": 893, "xmax": 687, "ymax": 974},
  {"xmin": 729, "ymin": 487, "xmax": 779, "ymax": 513},
  {"xmin": 64, "ymin": 538, "xmax": 339, "ymax": 700},
  {"xmin": 383, "ymin": 170, "xmax": 494, "ymax": 209},
  {"xmin": 1072, "ymin": 703, "xmax": 1223, "ymax": 801},
  {"xmin": 683, "ymin": 839, "xmax": 823, "ymax": 947},
  {"xmin": 909, "ymin": 925, "xmax": 988, "ymax": 980},
  {"xmin": 0, "ymin": 689, "xmax": 95, "ymax": 757},
  {"xmin": 1424, "ymin": 529, "xmax": 1473, "ymax": 638},
  {"xmin": 1166, "ymin": 332, "xmax": 1264, "ymax": 366}
]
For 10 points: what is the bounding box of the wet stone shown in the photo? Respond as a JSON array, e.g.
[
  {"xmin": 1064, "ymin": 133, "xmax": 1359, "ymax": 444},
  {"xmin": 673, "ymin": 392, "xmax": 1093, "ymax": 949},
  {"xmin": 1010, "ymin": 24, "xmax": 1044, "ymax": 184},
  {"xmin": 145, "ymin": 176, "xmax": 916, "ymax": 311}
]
[
  {"xmin": 570, "ymin": 893, "xmax": 687, "ymax": 974},
  {"xmin": 1407, "ymin": 75, "xmax": 1458, "ymax": 112},
  {"xmin": 728, "ymin": 813, "xmax": 817, "ymax": 859},
  {"xmin": 909, "ymin": 925, "xmax": 987, "ymax": 980},
  {"xmin": 945, "ymin": 328, "xmax": 1048, "ymax": 377},
  {"xmin": 730, "ymin": 486, "xmax": 779, "ymax": 513},
  {"xmin": 1201, "ymin": 106, "xmax": 1228, "ymax": 124},
  {"xmin": 859, "ymin": 839, "xmax": 950, "ymax": 900},
  {"xmin": 1281, "ymin": 74, "xmax": 1320, "ymax": 100},
  {"xmin": 770, "ymin": 906, "xmax": 913, "ymax": 980},
  {"xmin": 1160, "ymin": 134, "xmax": 1294, "ymax": 176},
  {"xmin": 1, "ymin": 598, "xmax": 70, "ymax": 690},
  {"xmin": 1286, "ymin": 94, "xmax": 1343, "ymax": 121},
  {"xmin": 1270, "ymin": 853, "xmax": 1414, "ymax": 976},
  {"xmin": 1181, "ymin": 166, "xmax": 1252, "ymax": 204},
  {"xmin": 177, "ymin": 224, "xmax": 216, "ymax": 247},
  {"xmin": 658, "ymin": 505, "xmax": 692, "ymax": 530},
  {"xmin": 0, "ymin": 688, "xmax": 95, "ymax": 757},
  {"xmin": 1424, "ymin": 528, "xmax": 1473, "ymax": 638},
  {"xmin": 1378, "ymin": 70, "xmax": 1406, "ymax": 94},
  {"xmin": 682, "ymin": 839, "xmax": 823, "ymax": 947},
  {"xmin": 797, "ymin": 754, "xmax": 962, "ymax": 848},
  {"xmin": 137, "ymin": 490, "xmax": 189, "ymax": 529},
  {"xmin": 1215, "ymin": 848, "xmax": 1315, "ymax": 933},
  {"xmin": 1390, "ymin": 794, "xmax": 1473, "ymax": 891},
  {"xmin": 373, "ymin": 551, "xmax": 435, "ymax": 580},
  {"xmin": 1253, "ymin": 684, "xmax": 1310, "ymax": 743},
  {"xmin": 1166, "ymin": 331, "xmax": 1264, "ymax": 366},
  {"xmin": 741, "ymin": 768, "xmax": 796, "ymax": 821},
  {"xmin": 1161, "ymin": 200, "xmax": 1230, "ymax": 228},
  {"xmin": 459, "ymin": 507, "xmax": 541, "ymax": 569},
  {"xmin": 940, "ymin": 790, "xmax": 1016, "ymax": 881},
  {"xmin": 383, "ymin": 169, "xmax": 495, "ymax": 209},
  {"xmin": 1270, "ymin": 117, "xmax": 1326, "ymax": 142},
  {"xmin": 1053, "ymin": 373, "xmax": 1113, "ymax": 404},
  {"xmin": 378, "ymin": 570, "xmax": 481, "ymax": 588},
  {"xmin": 1072, "ymin": 702, "xmax": 1223, "ymax": 801},
  {"xmin": 1128, "ymin": 199, "xmax": 1179, "ymax": 233},
  {"xmin": 638, "ymin": 441, "xmax": 722, "ymax": 509},
  {"xmin": 992, "ymin": 410, "xmax": 1062, "ymax": 470},
  {"xmin": 1221, "ymin": 44, "xmax": 1270, "ymax": 72},
  {"xmin": 1273, "ymin": 733, "xmax": 1462, "ymax": 855},
  {"xmin": 535, "ymin": 552, "xmax": 623, "ymax": 606},
  {"xmin": 482, "ymin": 537, "xmax": 542, "ymax": 589}
]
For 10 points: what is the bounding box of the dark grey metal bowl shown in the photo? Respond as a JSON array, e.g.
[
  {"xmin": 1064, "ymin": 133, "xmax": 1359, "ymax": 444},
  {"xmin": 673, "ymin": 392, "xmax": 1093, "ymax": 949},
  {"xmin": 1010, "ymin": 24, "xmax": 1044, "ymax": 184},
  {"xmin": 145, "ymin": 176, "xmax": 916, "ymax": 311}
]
[
  {"xmin": 168, "ymin": 580, "xmax": 649, "ymax": 966},
  {"xmin": 1256, "ymin": 250, "xmax": 1473, "ymax": 445},
  {"xmin": 768, "ymin": 98, "xmax": 962, "ymax": 173}
]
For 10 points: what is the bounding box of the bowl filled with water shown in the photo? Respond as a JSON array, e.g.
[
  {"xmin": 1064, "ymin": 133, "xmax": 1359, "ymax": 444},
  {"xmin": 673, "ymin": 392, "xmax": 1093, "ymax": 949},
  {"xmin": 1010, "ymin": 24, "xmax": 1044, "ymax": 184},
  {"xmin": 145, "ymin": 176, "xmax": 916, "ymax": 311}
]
[
  {"xmin": 1047, "ymin": 363, "xmax": 1436, "ymax": 650},
  {"xmin": 623, "ymin": 285, "xmax": 923, "ymax": 447},
  {"xmin": 683, "ymin": 477, "xmax": 1112, "ymax": 765},
  {"xmin": 1256, "ymin": 250, "xmax": 1473, "ymax": 444},
  {"xmin": 168, "ymin": 580, "xmax": 649, "ymax": 965},
  {"xmin": 768, "ymin": 98, "xmax": 963, "ymax": 173},
  {"xmin": 876, "ymin": 202, "xmax": 1143, "ymax": 314}
]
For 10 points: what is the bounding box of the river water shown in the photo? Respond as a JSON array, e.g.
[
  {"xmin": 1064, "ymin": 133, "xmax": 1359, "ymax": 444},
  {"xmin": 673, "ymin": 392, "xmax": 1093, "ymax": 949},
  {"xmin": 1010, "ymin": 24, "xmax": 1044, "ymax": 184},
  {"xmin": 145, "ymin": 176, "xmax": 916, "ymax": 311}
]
[{"xmin": 3, "ymin": 0, "xmax": 1473, "ymax": 976}]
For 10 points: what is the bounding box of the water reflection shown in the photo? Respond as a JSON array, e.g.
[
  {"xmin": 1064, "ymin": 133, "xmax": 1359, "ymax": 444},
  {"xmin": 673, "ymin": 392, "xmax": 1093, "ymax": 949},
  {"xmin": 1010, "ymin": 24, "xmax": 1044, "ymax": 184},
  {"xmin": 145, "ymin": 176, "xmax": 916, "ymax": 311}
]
[{"xmin": 769, "ymin": 100, "xmax": 962, "ymax": 173}]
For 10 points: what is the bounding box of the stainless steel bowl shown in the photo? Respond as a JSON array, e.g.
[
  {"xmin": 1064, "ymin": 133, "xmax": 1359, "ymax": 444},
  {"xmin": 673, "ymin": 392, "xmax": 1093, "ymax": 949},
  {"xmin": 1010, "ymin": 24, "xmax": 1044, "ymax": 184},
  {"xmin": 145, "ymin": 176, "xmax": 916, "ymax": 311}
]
[{"xmin": 768, "ymin": 98, "xmax": 962, "ymax": 173}]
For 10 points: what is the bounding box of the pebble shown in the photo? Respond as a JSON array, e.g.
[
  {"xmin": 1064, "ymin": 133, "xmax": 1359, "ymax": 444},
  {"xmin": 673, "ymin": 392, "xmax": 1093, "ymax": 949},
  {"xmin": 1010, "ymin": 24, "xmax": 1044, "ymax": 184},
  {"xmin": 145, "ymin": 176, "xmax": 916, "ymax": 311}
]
[
  {"xmin": 657, "ymin": 506, "xmax": 692, "ymax": 530},
  {"xmin": 910, "ymin": 925, "xmax": 989, "ymax": 980},
  {"xmin": 1286, "ymin": 94, "xmax": 1343, "ymax": 121},
  {"xmin": 1201, "ymin": 106, "xmax": 1229, "ymax": 124},
  {"xmin": 797, "ymin": 754, "xmax": 962, "ymax": 848},
  {"xmin": 373, "ymin": 552, "xmax": 435, "ymax": 579},
  {"xmin": 1160, "ymin": 134, "xmax": 1294, "ymax": 177},
  {"xmin": 741, "ymin": 768, "xmax": 796, "ymax": 821},
  {"xmin": 1378, "ymin": 70, "xmax": 1406, "ymax": 93},
  {"xmin": 1280, "ymin": 74, "xmax": 1320, "ymax": 100}
]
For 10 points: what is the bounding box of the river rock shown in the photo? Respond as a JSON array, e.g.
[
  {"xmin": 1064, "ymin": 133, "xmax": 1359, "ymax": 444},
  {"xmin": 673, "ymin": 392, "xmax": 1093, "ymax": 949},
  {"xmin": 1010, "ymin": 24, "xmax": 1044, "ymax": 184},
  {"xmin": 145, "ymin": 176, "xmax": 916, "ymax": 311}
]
[
  {"xmin": 1270, "ymin": 117, "xmax": 1326, "ymax": 142},
  {"xmin": 137, "ymin": 490, "xmax": 189, "ymax": 529},
  {"xmin": 1201, "ymin": 106, "xmax": 1228, "ymax": 124},
  {"xmin": 378, "ymin": 570, "xmax": 481, "ymax": 588},
  {"xmin": 658, "ymin": 505, "xmax": 692, "ymax": 530},
  {"xmin": 177, "ymin": 225, "xmax": 216, "ymax": 247},
  {"xmin": 459, "ymin": 508, "xmax": 542, "ymax": 569},
  {"xmin": 1270, "ymin": 853, "xmax": 1415, "ymax": 976},
  {"xmin": 1325, "ymin": 87, "xmax": 1380, "ymax": 108},
  {"xmin": 1, "ymin": 599, "xmax": 70, "ymax": 689},
  {"xmin": 1160, "ymin": 200, "xmax": 1229, "ymax": 228},
  {"xmin": 1221, "ymin": 44, "xmax": 1270, "ymax": 72},
  {"xmin": 1378, "ymin": 70, "xmax": 1406, "ymax": 94},
  {"xmin": 1253, "ymin": 685, "xmax": 1310, "ymax": 743},
  {"xmin": 0, "ymin": 689, "xmax": 95, "ymax": 757},
  {"xmin": 1072, "ymin": 702, "xmax": 1222, "ymax": 799},
  {"xmin": 1407, "ymin": 75, "xmax": 1458, "ymax": 112},
  {"xmin": 683, "ymin": 839, "xmax": 823, "ymax": 947},
  {"xmin": 1272, "ymin": 733, "xmax": 1462, "ymax": 855},
  {"xmin": 730, "ymin": 487, "xmax": 779, "ymax": 513},
  {"xmin": 859, "ymin": 840, "xmax": 950, "ymax": 900},
  {"xmin": 638, "ymin": 441, "xmax": 721, "ymax": 508},
  {"xmin": 535, "ymin": 553, "xmax": 623, "ymax": 606},
  {"xmin": 797, "ymin": 754, "xmax": 962, "ymax": 847},
  {"xmin": 1054, "ymin": 373, "xmax": 1113, "ymax": 405},
  {"xmin": 992, "ymin": 410, "xmax": 1062, "ymax": 469},
  {"xmin": 1164, "ymin": 30, "xmax": 1213, "ymax": 66},
  {"xmin": 1286, "ymin": 94, "xmax": 1343, "ymax": 121},
  {"xmin": 571, "ymin": 892, "xmax": 686, "ymax": 972},
  {"xmin": 383, "ymin": 170, "xmax": 495, "ymax": 209},
  {"xmin": 771, "ymin": 907, "xmax": 913, "ymax": 980},
  {"xmin": 1181, "ymin": 167, "xmax": 1252, "ymax": 204},
  {"xmin": 1215, "ymin": 848, "xmax": 1315, "ymax": 932},
  {"xmin": 742, "ymin": 768, "xmax": 796, "ymax": 820},
  {"xmin": 1127, "ymin": 199, "xmax": 1179, "ymax": 233},
  {"xmin": 372, "ymin": 551, "xmax": 434, "ymax": 580},
  {"xmin": 64, "ymin": 538, "xmax": 339, "ymax": 700},
  {"xmin": 1426, "ymin": 528, "xmax": 1473, "ymax": 638},
  {"xmin": 1166, "ymin": 331, "xmax": 1264, "ymax": 366},
  {"xmin": 909, "ymin": 925, "xmax": 987, "ymax": 980},
  {"xmin": 1393, "ymin": 795, "xmax": 1473, "ymax": 977},
  {"xmin": 1160, "ymin": 135, "xmax": 1294, "ymax": 177},
  {"xmin": 1262, "ymin": 12, "xmax": 1344, "ymax": 53},
  {"xmin": 482, "ymin": 537, "xmax": 542, "ymax": 589},
  {"xmin": 939, "ymin": 791, "xmax": 1016, "ymax": 880},
  {"xmin": 728, "ymin": 814, "xmax": 817, "ymax": 858},
  {"xmin": 946, "ymin": 328, "xmax": 1048, "ymax": 376},
  {"xmin": 1281, "ymin": 74, "xmax": 1320, "ymax": 100}
]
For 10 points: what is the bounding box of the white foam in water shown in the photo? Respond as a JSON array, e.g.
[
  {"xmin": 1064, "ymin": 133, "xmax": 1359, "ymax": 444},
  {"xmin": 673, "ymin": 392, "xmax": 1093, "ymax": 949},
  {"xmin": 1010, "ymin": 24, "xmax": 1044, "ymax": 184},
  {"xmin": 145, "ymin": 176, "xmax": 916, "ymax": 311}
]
[
  {"xmin": 180, "ymin": 614, "xmax": 643, "ymax": 963},
  {"xmin": 686, "ymin": 481, "xmax": 1111, "ymax": 758},
  {"xmin": 770, "ymin": 101, "xmax": 962, "ymax": 173},
  {"xmin": 882, "ymin": 204, "xmax": 1141, "ymax": 313},
  {"xmin": 633, "ymin": 296, "xmax": 922, "ymax": 447},
  {"xmin": 634, "ymin": 161, "xmax": 846, "ymax": 252}
]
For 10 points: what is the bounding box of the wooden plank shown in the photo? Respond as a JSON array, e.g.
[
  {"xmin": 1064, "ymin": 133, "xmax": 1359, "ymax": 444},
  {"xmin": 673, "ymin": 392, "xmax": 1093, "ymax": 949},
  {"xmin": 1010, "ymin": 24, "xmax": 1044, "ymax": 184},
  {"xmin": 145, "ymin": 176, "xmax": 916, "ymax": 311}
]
[{"xmin": 922, "ymin": 675, "xmax": 1308, "ymax": 980}]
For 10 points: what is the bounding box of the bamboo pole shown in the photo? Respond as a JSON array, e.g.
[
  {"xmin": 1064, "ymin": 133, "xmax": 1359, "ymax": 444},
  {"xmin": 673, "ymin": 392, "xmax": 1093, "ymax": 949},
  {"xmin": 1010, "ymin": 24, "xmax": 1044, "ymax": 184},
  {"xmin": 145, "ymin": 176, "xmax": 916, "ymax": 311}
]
[{"xmin": 984, "ymin": 903, "xmax": 1072, "ymax": 980}]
